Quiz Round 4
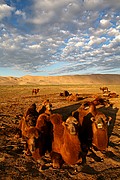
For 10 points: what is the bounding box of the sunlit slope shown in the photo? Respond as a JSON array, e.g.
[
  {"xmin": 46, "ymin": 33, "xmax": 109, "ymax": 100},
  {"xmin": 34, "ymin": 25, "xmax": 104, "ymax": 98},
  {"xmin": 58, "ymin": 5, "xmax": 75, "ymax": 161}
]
[{"xmin": 0, "ymin": 74, "xmax": 120, "ymax": 85}]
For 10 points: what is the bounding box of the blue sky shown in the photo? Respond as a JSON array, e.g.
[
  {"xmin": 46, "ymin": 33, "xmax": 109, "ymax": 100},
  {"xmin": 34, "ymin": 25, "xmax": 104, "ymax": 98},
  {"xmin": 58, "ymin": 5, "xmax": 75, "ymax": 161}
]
[{"xmin": 0, "ymin": 0, "xmax": 120, "ymax": 77}]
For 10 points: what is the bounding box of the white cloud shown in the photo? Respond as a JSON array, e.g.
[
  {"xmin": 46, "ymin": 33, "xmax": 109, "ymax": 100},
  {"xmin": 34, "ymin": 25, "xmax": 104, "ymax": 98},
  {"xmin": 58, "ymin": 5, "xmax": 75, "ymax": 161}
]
[
  {"xmin": 100, "ymin": 19, "xmax": 111, "ymax": 28},
  {"xmin": 75, "ymin": 42, "xmax": 84, "ymax": 47},
  {"xmin": 88, "ymin": 36, "xmax": 106, "ymax": 46},
  {"xmin": 107, "ymin": 27, "xmax": 120, "ymax": 36},
  {"xmin": 84, "ymin": 0, "xmax": 120, "ymax": 10},
  {"xmin": 0, "ymin": 4, "xmax": 14, "ymax": 20},
  {"xmin": 15, "ymin": 10, "xmax": 26, "ymax": 19},
  {"xmin": 89, "ymin": 27, "xmax": 108, "ymax": 37},
  {"xmin": 27, "ymin": 0, "xmax": 89, "ymax": 26},
  {"xmin": 28, "ymin": 44, "xmax": 41, "ymax": 50},
  {"xmin": 0, "ymin": 0, "xmax": 120, "ymax": 75},
  {"xmin": 84, "ymin": 0, "xmax": 103, "ymax": 10}
]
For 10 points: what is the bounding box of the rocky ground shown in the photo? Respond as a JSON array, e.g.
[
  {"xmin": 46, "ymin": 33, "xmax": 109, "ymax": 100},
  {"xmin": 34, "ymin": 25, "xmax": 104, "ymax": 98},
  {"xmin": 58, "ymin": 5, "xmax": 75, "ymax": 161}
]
[{"xmin": 0, "ymin": 85, "xmax": 120, "ymax": 180}]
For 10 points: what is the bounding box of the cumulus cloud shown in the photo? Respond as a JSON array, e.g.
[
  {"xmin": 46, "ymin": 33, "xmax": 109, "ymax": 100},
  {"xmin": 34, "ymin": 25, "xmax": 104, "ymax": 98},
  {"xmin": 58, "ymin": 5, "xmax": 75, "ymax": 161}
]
[
  {"xmin": 84, "ymin": 0, "xmax": 103, "ymax": 10},
  {"xmin": 88, "ymin": 36, "xmax": 106, "ymax": 46},
  {"xmin": 0, "ymin": 4, "xmax": 14, "ymax": 20},
  {"xmin": 100, "ymin": 19, "xmax": 111, "ymax": 28},
  {"xmin": 15, "ymin": 10, "xmax": 26, "ymax": 19},
  {"xmin": 0, "ymin": 0, "xmax": 120, "ymax": 76},
  {"xmin": 28, "ymin": 0, "xmax": 120, "ymax": 27},
  {"xmin": 107, "ymin": 27, "xmax": 120, "ymax": 36}
]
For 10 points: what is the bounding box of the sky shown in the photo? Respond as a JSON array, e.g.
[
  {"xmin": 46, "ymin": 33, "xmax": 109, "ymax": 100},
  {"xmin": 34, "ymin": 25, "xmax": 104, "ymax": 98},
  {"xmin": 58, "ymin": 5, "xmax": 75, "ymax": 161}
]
[{"xmin": 0, "ymin": 0, "xmax": 120, "ymax": 77}]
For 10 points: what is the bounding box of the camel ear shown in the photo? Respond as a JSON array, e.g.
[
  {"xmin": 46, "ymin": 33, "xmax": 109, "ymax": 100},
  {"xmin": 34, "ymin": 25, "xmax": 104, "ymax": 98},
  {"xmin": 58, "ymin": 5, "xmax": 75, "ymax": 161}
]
[
  {"xmin": 22, "ymin": 116, "xmax": 26, "ymax": 121},
  {"xmin": 62, "ymin": 122, "xmax": 68, "ymax": 127},
  {"xmin": 62, "ymin": 122, "xmax": 65, "ymax": 127},
  {"xmin": 42, "ymin": 100, "xmax": 46, "ymax": 106},
  {"xmin": 91, "ymin": 117, "xmax": 95, "ymax": 122},
  {"xmin": 108, "ymin": 116, "xmax": 112, "ymax": 122},
  {"xmin": 34, "ymin": 130, "xmax": 39, "ymax": 139},
  {"xmin": 107, "ymin": 116, "xmax": 112, "ymax": 126}
]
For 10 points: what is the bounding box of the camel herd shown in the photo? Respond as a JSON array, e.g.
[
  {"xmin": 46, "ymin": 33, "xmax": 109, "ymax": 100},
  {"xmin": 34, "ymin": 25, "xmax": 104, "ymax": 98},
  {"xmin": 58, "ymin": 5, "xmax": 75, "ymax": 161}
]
[
  {"xmin": 100, "ymin": 86, "xmax": 119, "ymax": 98},
  {"xmin": 15, "ymin": 87, "xmax": 119, "ymax": 171},
  {"xmin": 32, "ymin": 87, "xmax": 118, "ymax": 100}
]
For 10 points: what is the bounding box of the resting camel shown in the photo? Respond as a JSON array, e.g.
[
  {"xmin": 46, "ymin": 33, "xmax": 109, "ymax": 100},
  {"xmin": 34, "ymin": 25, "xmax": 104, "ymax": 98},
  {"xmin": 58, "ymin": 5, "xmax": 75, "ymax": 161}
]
[
  {"xmin": 72, "ymin": 101, "xmax": 112, "ymax": 152},
  {"xmin": 18, "ymin": 103, "xmax": 39, "ymax": 138},
  {"xmin": 25, "ymin": 113, "xmax": 53, "ymax": 170},
  {"xmin": 17, "ymin": 100, "xmax": 52, "ymax": 139},
  {"xmin": 100, "ymin": 87, "xmax": 109, "ymax": 93},
  {"xmin": 91, "ymin": 113, "xmax": 109, "ymax": 151},
  {"xmin": 50, "ymin": 114, "xmax": 83, "ymax": 168},
  {"xmin": 92, "ymin": 97, "xmax": 111, "ymax": 107},
  {"xmin": 59, "ymin": 90, "xmax": 70, "ymax": 97},
  {"xmin": 72, "ymin": 101, "xmax": 111, "ymax": 125},
  {"xmin": 108, "ymin": 92, "xmax": 119, "ymax": 98},
  {"xmin": 66, "ymin": 93, "xmax": 79, "ymax": 101}
]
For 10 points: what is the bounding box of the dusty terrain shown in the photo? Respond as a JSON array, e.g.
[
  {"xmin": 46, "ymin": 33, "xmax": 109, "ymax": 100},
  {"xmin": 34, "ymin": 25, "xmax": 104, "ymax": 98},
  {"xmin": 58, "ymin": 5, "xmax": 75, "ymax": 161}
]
[
  {"xmin": 0, "ymin": 83, "xmax": 120, "ymax": 180},
  {"xmin": 0, "ymin": 74, "xmax": 120, "ymax": 85}
]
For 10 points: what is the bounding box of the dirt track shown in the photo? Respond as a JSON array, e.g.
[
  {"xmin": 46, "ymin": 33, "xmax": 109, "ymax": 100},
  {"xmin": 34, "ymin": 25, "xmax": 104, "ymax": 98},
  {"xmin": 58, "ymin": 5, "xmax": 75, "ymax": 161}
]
[{"xmin": 0, "ymin": 85, "xmax": 120, "ymax": 180}]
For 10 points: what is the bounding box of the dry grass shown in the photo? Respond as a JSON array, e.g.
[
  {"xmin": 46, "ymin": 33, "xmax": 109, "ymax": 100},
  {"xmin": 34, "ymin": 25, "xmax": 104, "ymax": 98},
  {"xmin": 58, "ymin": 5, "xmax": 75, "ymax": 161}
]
[{"xmin": 0, "ymin": 84, "xmax": 120, "ymax": 180}]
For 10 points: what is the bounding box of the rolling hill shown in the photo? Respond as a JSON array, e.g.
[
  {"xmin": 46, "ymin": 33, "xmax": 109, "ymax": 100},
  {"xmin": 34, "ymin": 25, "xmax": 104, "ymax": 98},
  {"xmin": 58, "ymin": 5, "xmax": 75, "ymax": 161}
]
[{"xmin": 0, "ymin": 74, "xmax": 120, "ymax": 85}]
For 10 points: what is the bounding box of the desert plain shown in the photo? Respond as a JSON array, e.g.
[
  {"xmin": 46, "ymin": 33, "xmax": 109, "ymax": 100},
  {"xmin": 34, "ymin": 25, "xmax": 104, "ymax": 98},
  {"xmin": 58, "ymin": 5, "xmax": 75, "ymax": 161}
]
[{"xmin": 0, "ymin": 74, "xmax": 120, "ymax": 180}]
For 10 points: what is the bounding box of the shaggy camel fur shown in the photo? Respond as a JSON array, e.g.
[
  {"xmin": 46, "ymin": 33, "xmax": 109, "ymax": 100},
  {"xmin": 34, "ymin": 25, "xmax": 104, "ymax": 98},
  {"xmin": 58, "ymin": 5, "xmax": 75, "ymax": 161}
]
[
  {"xmin": 50, "ymin": 114, "xmax": 82, "ymax": 168},
  {"xmin": 18, "ymin": 103, "xmax": 39, "ymax": 138},
  {"xmin": 91, "ymin": 113, "xmax": 109, "ymax": 151},
  {"xmin": 25, "ymin": 113, "xmax": 53, "ymax": 170},
  {"xmin": 72, "ymin": 101, "xmax": 111, "ymax": 152}
]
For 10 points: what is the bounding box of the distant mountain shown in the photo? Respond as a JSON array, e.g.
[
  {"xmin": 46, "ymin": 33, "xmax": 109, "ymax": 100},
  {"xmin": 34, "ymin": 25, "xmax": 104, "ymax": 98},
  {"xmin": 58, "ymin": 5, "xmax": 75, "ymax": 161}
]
[{"xmin": 0, "ymin": 74, "xmax": 120, "ymax": 85}]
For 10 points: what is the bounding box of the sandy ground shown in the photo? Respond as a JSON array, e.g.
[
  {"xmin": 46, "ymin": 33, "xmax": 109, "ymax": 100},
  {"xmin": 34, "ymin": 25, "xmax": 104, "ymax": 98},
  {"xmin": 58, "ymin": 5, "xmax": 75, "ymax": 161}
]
[
  {"xmin": 0, "ymin": 85, "xmax": 120, "ymax": 180},
  {"xmin": 0, "ymin": 74, "xmax": 120, "ymax": 85}
]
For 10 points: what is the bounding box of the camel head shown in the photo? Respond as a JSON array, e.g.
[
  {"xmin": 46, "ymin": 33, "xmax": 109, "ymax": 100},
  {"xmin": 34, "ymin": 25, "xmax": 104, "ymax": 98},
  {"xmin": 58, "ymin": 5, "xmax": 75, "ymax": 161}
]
[{"xmin": 63, "ymin": 116, "xmax": 79, "ymax": 135}]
